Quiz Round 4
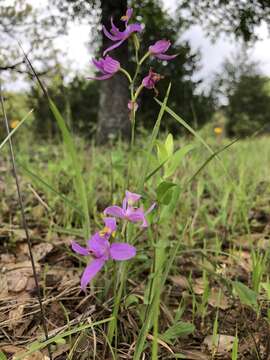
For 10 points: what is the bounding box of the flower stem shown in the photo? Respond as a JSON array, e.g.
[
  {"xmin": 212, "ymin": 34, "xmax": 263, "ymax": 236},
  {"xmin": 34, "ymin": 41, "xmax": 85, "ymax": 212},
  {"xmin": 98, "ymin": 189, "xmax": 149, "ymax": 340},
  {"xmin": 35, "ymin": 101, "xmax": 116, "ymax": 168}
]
[{"xmin": 120, "ymin": 67, "xmax": 132, "ymax": 83}]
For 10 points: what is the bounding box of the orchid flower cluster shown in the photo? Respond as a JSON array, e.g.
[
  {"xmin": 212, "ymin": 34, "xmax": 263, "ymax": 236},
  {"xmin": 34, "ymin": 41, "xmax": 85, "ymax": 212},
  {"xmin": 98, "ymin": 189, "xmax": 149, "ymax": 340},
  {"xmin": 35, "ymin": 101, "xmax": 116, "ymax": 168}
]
[
  {"xmin": 72, "ymin": 191, "xmax": 155, "ymax": 290},
  {"xmin": 72, "ymin": 7, "xmax": 176, "ymax": 291},
  {"xmin": 88, "ymin": 7, "xmax": 177, "ymax": 109}
]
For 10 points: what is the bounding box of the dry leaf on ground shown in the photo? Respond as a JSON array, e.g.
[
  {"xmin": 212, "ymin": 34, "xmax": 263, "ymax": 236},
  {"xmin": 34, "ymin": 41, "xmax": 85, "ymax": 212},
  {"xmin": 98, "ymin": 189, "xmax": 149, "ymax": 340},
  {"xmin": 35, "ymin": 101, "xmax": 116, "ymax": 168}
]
[
  {"xmin": 208, "ymin": 288, "xmax": 230, "ymax": 310},
  {"xmin": 203, "ymin": 334, "xmax": 235, "ymax": 354}
]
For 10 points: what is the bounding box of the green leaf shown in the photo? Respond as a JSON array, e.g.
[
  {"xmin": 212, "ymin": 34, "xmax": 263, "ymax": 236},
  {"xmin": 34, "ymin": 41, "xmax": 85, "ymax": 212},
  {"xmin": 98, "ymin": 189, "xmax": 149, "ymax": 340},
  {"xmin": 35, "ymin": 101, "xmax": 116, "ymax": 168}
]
[
  {"xmin": 165, "ymin": 144, "xmax": 194, "ymax": 178},
  {"xmin": 14, "ymin": 317, "xmax": 114, "ymax": 360},
  {"xmin": 160, "ymin": 185, "xmax": 181, "ymax": 220},
  {"xmin": 49, "ymin": 99, "xmax": 90, "ymax": 239},
  {"xmin": 0, "ymin": 352, "xmax": 7, "ymax": 360},
  {"xmin": 233, "ymin": 281, "xmax": 258, "ymax": 310},
  {"xmin": 156, "ymin": 141, "xmax": 168, "ymax": 165},
  {"xmin": 156, "ymin": 181, "xmax": 176, "ymax": 205},
  {"xmin": 165, "ymin": 133, "xmax": 174, "ymax": 156},
  {"xmin": 161, "ymin": 321, "xmax": 195, "ymax": 344},
  {"xmin": 155, "ymin": 99, "xmax": 233, "ymax": 181},
  {"xmin": 138, "ymin": 83, "xmax": 171, "ymax": 192},
  {"xmin": 125, "ymin": 294, "xmax": 139, "ymax": 308},
  {"xmin": 261, "ymin": 282, "xmax": 270, "ymax": 300},
  {"xmin": 54, "ymin": 337, "xmax": 66, "ymax": 345},
  {"xmin": 18, "ymin": 162, "xmax": 84, "ymax": 217}
]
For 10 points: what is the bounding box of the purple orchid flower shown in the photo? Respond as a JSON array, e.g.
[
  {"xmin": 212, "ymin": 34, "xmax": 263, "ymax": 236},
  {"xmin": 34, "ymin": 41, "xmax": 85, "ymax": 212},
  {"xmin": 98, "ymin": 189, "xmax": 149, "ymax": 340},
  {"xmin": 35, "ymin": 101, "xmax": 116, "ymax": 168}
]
[
  {"xmin": 149, "ymin": 40, "xmax": 177, "ymax": 61},
  {"xmin": 88, "ymin": 55, "xmax": 120, "ymax": 81},
  {"xmin": 142, "ymin": 69, "xmax": 163, "ymax": 90},
  {"xmin": 103, "ymin": 8, "xmax": 142, "ymax": 56},
  {"xmin": 104, "ymin": 190, "xmax": 155, "ymax": 228},
  {"xmin": 71, "ymin": 217, "xmax": 136, "ymax": 290}
]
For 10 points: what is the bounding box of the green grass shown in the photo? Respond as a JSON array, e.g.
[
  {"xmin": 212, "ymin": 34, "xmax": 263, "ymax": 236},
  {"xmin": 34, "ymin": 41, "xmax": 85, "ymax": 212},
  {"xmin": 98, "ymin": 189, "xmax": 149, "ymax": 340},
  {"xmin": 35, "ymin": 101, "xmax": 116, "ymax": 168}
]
[{"xmin": 1, "ymin": 132, "xmax": 270, "ymax": 359}]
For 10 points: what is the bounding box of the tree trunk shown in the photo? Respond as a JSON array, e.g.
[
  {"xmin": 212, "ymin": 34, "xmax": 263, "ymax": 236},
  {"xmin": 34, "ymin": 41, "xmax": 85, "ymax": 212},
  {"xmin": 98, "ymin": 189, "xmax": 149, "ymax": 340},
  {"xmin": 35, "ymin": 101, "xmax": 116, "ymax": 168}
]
[{"xmin": 96, "ymin": 0, "xmax": 130, "ymax": 144}]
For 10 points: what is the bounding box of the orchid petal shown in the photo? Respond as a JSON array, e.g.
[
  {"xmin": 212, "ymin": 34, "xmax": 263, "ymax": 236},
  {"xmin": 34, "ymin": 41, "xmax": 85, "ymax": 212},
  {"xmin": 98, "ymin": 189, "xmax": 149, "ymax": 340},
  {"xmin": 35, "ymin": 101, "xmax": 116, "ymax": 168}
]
[
  {"xmin": 87, "ymin": 74, "xmax": 114, "ymax": 81},
  {"xmin": 155, "ymin": 54, "xmax": 177, "ymax": 60},
  {"xmin": 103, "ymin": 25, "xmax": 120, "ymax": 41},
  {"xmin": 125, "ymin": 190, "xmax": 141, "ymax": 204},
  {"xmin": 110, "ymin": 243, "xmax": 136, "ymax": 260},
  {"xmin": 81, "ymin": 258, "xmax": 105, "ymax": 290},
  {"xmin": 126, "ymin": 208, "xmax": 145, "ymax": 223},
  {"xmin": 103, "ymin": 39, "xmax": 126, "ymax": 56},
  {"xmin": 92, "ymin": 58, "xmax": 106, "ymax": 73},
  {"xmin": 126, "ymin": 23, "xmax": 143, "ymax": 34},
  {"xmin": 110, "ymin": 18, "xmax": 122, "ymax": 36},
  {"xmin": 104, "ymin": 217, "xmax": 117, "ymax": 232},
  {"xmin": 87, "ymin": 232, "xmax": 110, "ymax": 258},
  {"xmin": 149, "ymin": 40, "xmax": 171, "ymax": 54},
  {"xmin": 104, "ymin": 205, "xmax": 126, "ymax": 218},
  {"xmin": 71, "ymin": 241, "xmax": 89, "ymax": 256},
  {"xmin": 145, "ymin": 202, "xmax": 156, "ymax": 215},
  {"xmin": 126, "ymin": 8, "xmax": 133, "ymax": 22},
  {"xmin": 103, "ymin": 56, "xmax": 120, "ymax": 73}
]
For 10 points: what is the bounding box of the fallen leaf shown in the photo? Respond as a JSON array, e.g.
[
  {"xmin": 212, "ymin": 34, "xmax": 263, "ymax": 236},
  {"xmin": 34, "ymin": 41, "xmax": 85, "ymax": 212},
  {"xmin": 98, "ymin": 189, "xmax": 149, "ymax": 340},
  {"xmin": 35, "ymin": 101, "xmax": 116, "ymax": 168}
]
[
  {"xmin": 203, "ymin": 334, "xmax": 235, "ymax": 354},
  {"xmin": 7, "ymin": 271, "xmax": 28, "ymax": 292},
  {"xmin": 208, "ymin": 288, "xmax": 230, "ymax": 310},
  {"xmin": 32, "ymin": 242, "xmax": 53, "ymax": 262},
  {"xmin": 170, "ymin": 275, "xmax": 189, "ymax": 289},
  {"xmin": 0, "ymin": 274, "xmax": 9, "ymax": 300},
  {"xmin": 0, "ymin": 253, "xmax": 16, "ymax": 264},
  {"xmin": 8, "ymin": 304, "xmax": 25, "ymax": 329},
  {"xmin": 1, "ymin": 345, "xmax": 25, "ymax": 354},
  {"xmin": 12, "ymin": 351, "xmax": 49, "ymax": 360},
  {"xmin": 193, "ymin": 278, "xmax": 205, "ymax": 295}
]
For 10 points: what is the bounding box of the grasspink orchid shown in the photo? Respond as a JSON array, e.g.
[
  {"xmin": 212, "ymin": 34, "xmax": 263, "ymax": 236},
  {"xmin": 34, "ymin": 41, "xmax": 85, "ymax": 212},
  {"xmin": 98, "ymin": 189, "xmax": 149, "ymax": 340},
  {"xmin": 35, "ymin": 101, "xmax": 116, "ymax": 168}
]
[
  {"xmin": 88, "ymin": 55, "xmax": 120, "ymax": 81},
  {"xmin": 142, "ymin": 69, "xmax": 163, "ymax": 90},
  {"xmin": 149, "ymin": 40, "xmax": 177, "ymax": 60},
  {"xmin": 141, "ymin": 69, "xmax": 164, "ymax": 96},
  {"xmin": 103, "ymin": 8, "xmax": 142, "ymax": 56},
  {"xmin": 104, "ymin": 190, "xmax": 156, "ymax": 228},
  {"xmin": 71, "ymin": 217, "xmax": 136, "ymax": 290}
]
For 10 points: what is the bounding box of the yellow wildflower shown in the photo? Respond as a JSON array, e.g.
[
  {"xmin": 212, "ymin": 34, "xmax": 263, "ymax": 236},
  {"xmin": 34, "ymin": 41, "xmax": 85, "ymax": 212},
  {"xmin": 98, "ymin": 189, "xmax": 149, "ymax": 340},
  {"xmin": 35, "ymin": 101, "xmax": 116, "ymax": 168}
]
[{"xmin": 214, "ymin": 127, "xmax": 223, "ymax": 135}]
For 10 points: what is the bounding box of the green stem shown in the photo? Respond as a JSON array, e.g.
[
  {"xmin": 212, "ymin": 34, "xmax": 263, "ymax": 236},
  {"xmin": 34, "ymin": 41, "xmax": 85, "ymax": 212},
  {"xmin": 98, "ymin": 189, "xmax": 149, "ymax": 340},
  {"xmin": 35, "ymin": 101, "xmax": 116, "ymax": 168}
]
[{"xmin": 120, "ymin": 67, "xmax": 132, "ymax": 83}]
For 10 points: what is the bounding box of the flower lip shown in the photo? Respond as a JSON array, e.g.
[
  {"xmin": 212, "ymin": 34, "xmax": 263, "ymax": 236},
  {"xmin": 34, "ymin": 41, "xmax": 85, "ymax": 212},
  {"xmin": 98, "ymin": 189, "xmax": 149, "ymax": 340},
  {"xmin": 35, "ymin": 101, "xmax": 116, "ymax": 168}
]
[
  {"xmin": 142, "ymin": 69, "xmax": 163, "ymax": 89},
  {"xmin": 121, "ymin": 8, "xmax": 133, "ymax": 23}
]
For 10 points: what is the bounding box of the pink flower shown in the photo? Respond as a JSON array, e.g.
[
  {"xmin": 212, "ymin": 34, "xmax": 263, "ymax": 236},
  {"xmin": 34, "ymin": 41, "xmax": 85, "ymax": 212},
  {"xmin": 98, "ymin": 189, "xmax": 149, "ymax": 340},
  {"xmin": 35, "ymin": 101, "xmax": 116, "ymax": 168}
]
[
  {"xmin": 71, "ymin": 217, "xmax": 136, "ymax": 290},
  {"xmin": 88, "ymin": 55, "xmax": 120, "ymax": 81},
  {"xmin": 104, "ymin": 190, "xmax": 156, "ymax": 228},
  {"xmin": 103, "ymin": 8, "xmax": 142, "ymax": 56},
  {"xmin": 142, "ymin": 69, "xmax": 163, "ymax": 90},
  {"xmin": 149, "ymin": 40, "xmax": 177, "ymax": 61}
]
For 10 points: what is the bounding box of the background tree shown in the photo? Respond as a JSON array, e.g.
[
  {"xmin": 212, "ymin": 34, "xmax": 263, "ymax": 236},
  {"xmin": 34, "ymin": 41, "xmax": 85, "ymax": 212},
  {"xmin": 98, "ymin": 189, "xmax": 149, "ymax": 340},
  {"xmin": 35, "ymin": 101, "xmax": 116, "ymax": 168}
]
[
  {"xmin": 0, "ymin": 0, "xmax": 67, "ymax": 80},
  {"xmin": 96, "ymin": 0, "xmax": 130, "ymax": 144},
  {"xmin": 178, "ymin": 0, "xmax": 270, "ymax": 42},
  {"xmin": 213, "ymin": 54, "xmax": 270, "ymax": 136}
]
